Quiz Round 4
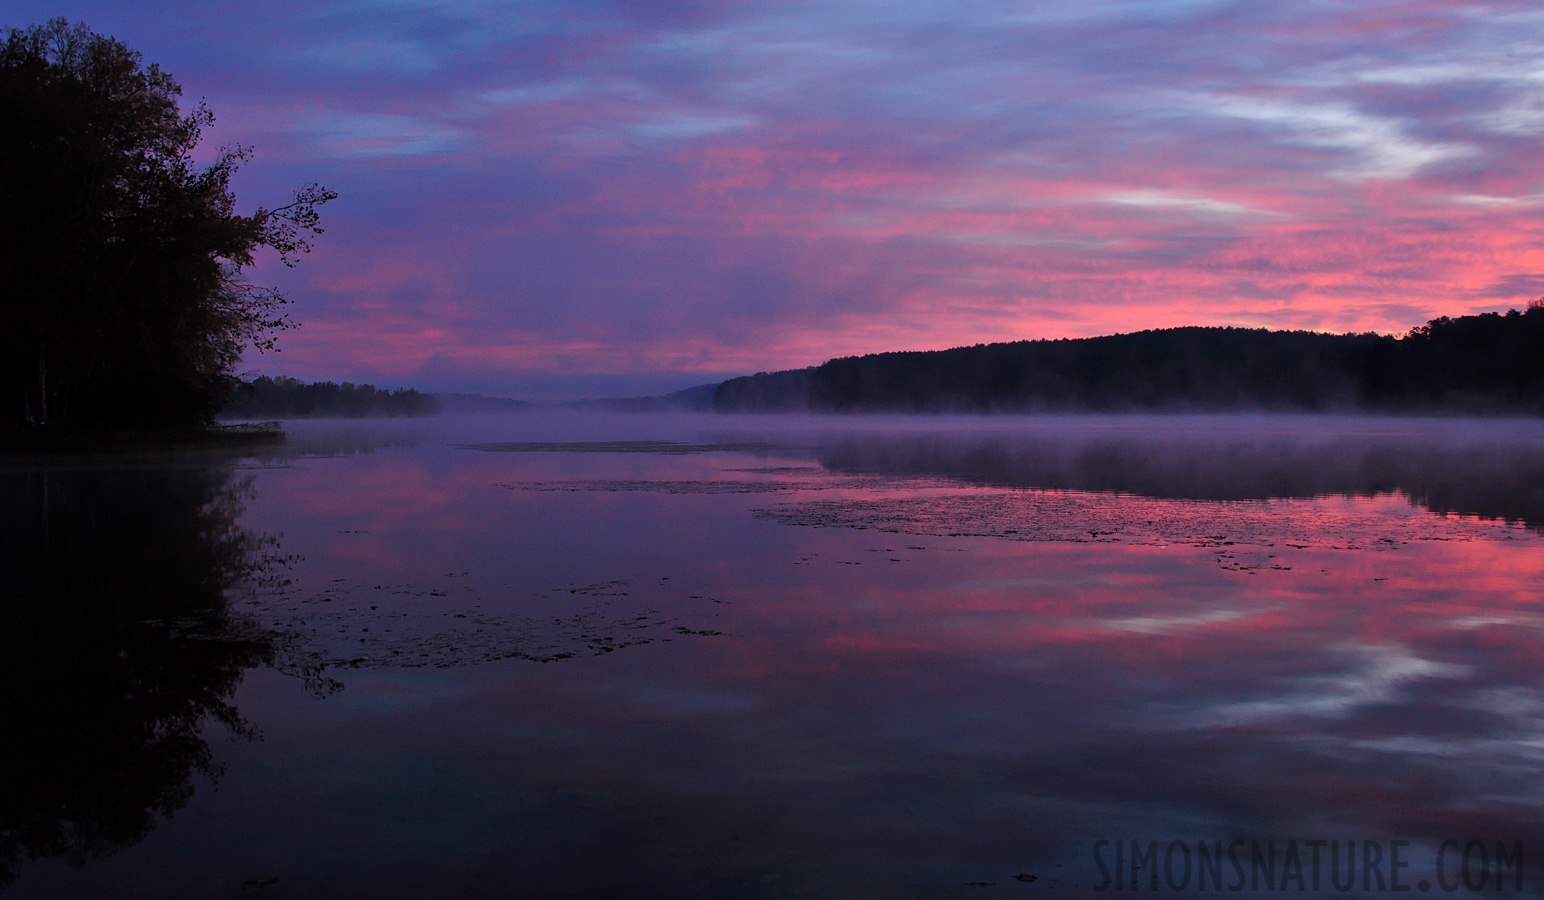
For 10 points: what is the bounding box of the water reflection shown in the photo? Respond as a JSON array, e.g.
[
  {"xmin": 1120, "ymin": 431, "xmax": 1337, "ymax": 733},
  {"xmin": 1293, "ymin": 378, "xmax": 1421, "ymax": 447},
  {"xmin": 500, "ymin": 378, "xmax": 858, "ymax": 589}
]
[
  {"xmin": 6, "ymin": 415, "xmax": 1544, "ymax": 897},
  {"xmin": 0, "ymin": 459, "xmax": 282, "ymax": 888},
  {"xmin": 812, "ymin": 428, "xmax": 1544, "ymax": 531}
]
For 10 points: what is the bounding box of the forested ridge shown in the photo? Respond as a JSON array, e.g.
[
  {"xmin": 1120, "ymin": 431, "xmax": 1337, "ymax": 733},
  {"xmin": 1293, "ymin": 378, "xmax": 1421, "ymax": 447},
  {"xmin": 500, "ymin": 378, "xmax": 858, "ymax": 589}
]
[{"xmin": 715, "ymin": 305, "xmax": 1544, "ymax": 414}]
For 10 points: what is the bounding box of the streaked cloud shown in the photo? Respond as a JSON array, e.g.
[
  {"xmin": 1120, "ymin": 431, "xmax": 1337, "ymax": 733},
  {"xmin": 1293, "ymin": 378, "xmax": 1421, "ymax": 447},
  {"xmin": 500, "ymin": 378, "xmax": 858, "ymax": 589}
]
[
  {"xmin": 1099, "ymin": 190, "xmax": 1284, "ymax": 220},
  {"xmin": 8, "ymin": 0, "xmax": 1544, "ymax": 396},
  {"xmin": 1183, "ymin": 93, "xmax": 1476, "ymax": 180},
  {"xmin": 296, "ymin": 110, "xmax": 467, "ymax": 157}
]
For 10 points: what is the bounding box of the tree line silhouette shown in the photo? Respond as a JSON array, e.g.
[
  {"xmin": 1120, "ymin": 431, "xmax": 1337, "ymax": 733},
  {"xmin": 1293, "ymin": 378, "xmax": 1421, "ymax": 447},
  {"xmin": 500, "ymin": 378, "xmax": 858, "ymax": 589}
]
[
  {"xmin": 715, "ymin": 305, "xmax": 1544, "ymax": 414},
  {"xmin": 222, "ymin": 375, "xmax": 436, "ymax": 419}
]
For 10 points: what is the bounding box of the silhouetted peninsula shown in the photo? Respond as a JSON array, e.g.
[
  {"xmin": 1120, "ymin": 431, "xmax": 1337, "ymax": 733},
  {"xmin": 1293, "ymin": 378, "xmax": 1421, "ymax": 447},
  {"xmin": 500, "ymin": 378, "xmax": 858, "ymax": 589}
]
[{"xmin": 714, "ymin": 305, "xmax": 1544, "ymax": 414}]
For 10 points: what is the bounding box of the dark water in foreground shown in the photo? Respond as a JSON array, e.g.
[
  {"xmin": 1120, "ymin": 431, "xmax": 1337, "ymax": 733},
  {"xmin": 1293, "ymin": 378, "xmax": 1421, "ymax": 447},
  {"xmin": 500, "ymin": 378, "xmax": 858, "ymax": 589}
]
[{"xmin": 5, "ymin": 413, "xmax": 1544, "ymax": 899}]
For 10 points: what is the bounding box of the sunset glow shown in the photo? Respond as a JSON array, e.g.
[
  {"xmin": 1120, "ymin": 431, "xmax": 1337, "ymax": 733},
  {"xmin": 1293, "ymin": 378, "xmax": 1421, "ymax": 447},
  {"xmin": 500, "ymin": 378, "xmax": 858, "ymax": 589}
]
[{"xmin": 14, "ymin": 1, "xmax": 1544, "ymax": 396}]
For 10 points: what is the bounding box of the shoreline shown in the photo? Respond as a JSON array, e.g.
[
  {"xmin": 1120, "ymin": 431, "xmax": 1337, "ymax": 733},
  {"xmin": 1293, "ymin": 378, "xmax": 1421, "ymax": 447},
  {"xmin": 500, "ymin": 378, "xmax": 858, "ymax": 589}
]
[{"xmin": 0, "ymin": 421, "xmax": 286, "ymax": 456}]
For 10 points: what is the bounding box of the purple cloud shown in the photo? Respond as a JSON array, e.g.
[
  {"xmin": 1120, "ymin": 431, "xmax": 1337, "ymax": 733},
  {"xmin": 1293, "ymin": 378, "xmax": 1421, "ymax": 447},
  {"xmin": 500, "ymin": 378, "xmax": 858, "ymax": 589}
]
[{"xmin": 9, "ymin": 0, "xmax": 1544, "ymax": 396}]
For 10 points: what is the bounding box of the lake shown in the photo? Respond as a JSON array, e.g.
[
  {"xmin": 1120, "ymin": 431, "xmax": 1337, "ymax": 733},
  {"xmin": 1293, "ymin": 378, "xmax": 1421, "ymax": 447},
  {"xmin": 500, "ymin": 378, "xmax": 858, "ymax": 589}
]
[{"xmin": 5, "ymin": 412, "xmax": 1544, "ymax": 898}]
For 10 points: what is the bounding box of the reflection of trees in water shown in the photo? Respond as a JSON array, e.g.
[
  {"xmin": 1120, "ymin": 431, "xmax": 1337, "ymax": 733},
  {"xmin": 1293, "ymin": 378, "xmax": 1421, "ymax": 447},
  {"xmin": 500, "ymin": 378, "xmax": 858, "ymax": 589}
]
[
  {"xmin": 816, "ymin": 434, "xmax": 1544, "ymax": 533},
  {"xmin": 0, "ymin": 461, "xmax": 284, "ymax": 888}
]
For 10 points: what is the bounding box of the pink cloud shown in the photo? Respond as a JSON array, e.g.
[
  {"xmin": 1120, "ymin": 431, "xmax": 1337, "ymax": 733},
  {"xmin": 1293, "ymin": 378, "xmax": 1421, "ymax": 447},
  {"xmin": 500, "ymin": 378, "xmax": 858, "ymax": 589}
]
[{"xmin": 27, "ymin": 0, "xmax": 1544, "ymax": 393}]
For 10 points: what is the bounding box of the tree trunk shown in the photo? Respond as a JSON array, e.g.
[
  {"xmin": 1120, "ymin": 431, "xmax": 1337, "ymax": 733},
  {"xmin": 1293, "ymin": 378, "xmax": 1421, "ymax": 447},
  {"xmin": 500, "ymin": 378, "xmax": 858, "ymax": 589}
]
[{"xmin": 37, "ymin": 345, "xmax": 48, "ymax": 426}]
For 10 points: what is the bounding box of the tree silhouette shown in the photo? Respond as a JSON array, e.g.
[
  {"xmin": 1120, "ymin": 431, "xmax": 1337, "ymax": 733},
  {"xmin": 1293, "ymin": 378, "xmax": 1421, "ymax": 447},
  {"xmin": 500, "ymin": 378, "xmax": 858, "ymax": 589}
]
[
  {"xmin": 0, "ymin": 19, "xmax": 334, "ymax": 429},
  {"xmin": 223, "ymin": 375, "xmax": 438, "ymax": 418}
]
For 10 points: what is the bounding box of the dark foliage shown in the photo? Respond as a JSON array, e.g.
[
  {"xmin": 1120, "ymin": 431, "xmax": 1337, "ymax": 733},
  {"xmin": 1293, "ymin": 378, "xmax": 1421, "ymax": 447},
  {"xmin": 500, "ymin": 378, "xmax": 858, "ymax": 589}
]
[
  {"xmin": 222, "ymin": 375, "xmax": 437, "ymax": 418},
  {"xmin": 0, "ymin": 460, "xmax": 283, "ymax": 887},
  {"xmin": 0, "ymin": 20, "xmax": 333, "ymax": 429},
  {"xmin": 1361, "ymin": 304, "xmax": 1544, "ymax": 412},
  {"xmin": 712, "ymin": 369, "xmax": 817, "ymax": 411},
  {"xmin": 715, "ymin": 305, "xmax": 1544, "ymax": 414}
]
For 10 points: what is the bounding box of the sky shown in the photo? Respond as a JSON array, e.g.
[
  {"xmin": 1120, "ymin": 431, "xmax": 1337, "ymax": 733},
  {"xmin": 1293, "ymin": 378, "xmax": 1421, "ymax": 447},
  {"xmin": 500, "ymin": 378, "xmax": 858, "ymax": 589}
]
[{"xmin": 9, "ymin": 1, "xmax": 1544, "ymax": 398}]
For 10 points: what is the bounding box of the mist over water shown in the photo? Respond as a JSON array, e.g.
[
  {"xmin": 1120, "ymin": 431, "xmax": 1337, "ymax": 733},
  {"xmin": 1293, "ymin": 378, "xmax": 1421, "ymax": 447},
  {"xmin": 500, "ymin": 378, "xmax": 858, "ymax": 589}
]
[{"xmin": 6, "ymin": 412, "xmax": 1544, "ymax": 898}]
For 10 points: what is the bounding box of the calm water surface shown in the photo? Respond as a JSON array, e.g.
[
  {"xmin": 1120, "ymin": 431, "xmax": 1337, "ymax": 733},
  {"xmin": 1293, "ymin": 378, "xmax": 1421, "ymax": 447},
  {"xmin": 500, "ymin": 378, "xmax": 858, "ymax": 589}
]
[{"xmin": 5, "ymin": 413, "xmax": 1544, "ymax": 898}]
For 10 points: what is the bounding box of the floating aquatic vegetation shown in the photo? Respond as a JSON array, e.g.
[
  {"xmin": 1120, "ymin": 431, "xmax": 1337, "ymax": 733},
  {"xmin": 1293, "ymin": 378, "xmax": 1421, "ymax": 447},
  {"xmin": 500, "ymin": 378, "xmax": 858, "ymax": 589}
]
[
  {"xmin": 755, "ymin": 489, "xmax": 1534, "ymax": 552},
  {"xmin": 459, "ymin": 440, "xmax": 790, "ymax": 455},
  {"xmin": 253, "ymin": 577, "xmax": 728, "ymax": 679}
]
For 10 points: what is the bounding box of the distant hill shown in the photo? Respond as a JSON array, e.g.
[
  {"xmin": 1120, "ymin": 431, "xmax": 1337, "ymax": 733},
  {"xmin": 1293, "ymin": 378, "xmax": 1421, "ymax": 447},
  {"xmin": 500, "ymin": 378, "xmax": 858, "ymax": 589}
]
[
  {"xmin": 432, "ymin": 392, "xmax": 532, "ymax": 413},
  {"xmin": 715, "ymin": 306, "xmax": 1544, "ymax": 414},
  {"xmin": 569, "ymin": 384, "xmax": 719, "ymax": 412}
]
